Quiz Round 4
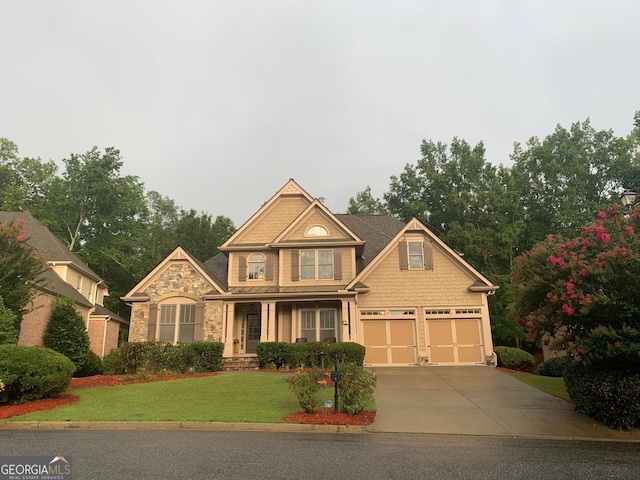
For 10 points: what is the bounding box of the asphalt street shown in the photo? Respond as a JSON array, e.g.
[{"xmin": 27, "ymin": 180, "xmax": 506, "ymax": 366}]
[{"xmin": 2, "ymin": 430, "xmax": 639, "ymax": 480}]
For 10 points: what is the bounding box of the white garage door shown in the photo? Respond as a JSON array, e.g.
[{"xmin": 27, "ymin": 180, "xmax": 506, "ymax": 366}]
[
  {"xmin": 362, "ymin": 319, "xmax": 417, "ymax": 366},
  {"xmin": 426, "ymin": 319, "xmax": 484, "ymax": 364}
]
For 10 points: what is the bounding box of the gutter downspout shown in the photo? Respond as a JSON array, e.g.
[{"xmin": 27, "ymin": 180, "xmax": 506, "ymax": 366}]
[{"xmin": 102, "ymin": 318, "xmax": 110, "ymax": 357}]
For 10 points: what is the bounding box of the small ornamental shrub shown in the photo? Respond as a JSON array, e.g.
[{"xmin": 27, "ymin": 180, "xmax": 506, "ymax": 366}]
[
  {"xmin": 0, "ymin": 296, "xmax": 18, "ymax": 345},
  {"xmin": 289, "ymin": 370, "xmax": 324, "ymax": 413},
  {"xmin": 564, "ymin": 362, "xmax": 640, "ymax": 430},
  {"xmin": 43, "ymin": 296, "xmax": 90, "ymax": 371},
  {"xmin": 0, "ymin": 345, "xmax": 75, "ymax": 403},
  {"xmin": 535, "ymin": 356, "xmax": 573, "ymax": 377},
  {"xmin": 494, "ymin": 346, "xmax": 535, "ymax": 372},
  {"xmin": 187, "ymin": 342, "xmax": 224, "ymax": 372},
  {"xmin": 337, "ymin": 364, "xmax": 377, "ymax": 414},
  {"xmin": 75, "ymin": 350, "xmax": 104, "ymax": 377}
]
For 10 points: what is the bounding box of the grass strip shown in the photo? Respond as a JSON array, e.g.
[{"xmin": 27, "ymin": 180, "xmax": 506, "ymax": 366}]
[{"xmin": 505, "ymin": 372, "xmax": 571, "ymax": 401}]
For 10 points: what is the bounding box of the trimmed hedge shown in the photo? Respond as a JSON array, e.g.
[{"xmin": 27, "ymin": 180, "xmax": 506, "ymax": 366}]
[
  {"xmin": 494, "ymin": 346, "xmax": 535, "ymax": 372},
  {"xmin": 102, "ymin": 341, "xmax": 224, "ymax": 375},
  {"xmin": 0, "ymin": 345, "xmax": 75, "ymax": 403},
  {"xmin": 564, "ymin": 363, "xmax": 640, "ymax": 430},
  {"xmin": 535, "ymin": 356, "xmax": 573, "ymax": 377},
  {"xmin": 257, "ymin": 341, "xmax": 366, "ymax": 369}
]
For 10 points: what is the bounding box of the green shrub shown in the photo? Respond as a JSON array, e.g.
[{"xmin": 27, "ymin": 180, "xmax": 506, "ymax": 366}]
[
  {"xmin": 564, "ymin": 362, "xmax": 640, "ymax": 430},
  {"xmin": 535, "ymin": 356, "xmax": 573, "ymax": 377},
  {"xmin": 0, "ymin": 345, "xmax": 75, "ymax": 403},
  {"xmin": 494, "ymin": 346, "xmax": 535, "ymax": 372},
  {"xmin": 0, "ymin": 296, "xmax": 18, "ymax": 345},
  {"xmin": 43, "ymin": 296, "xmax": 90, "ymax": 370},
  {"xmin": 337, "ymin": 364, "xmax": 377, "ymax": 414},
  {"xmin": 75, "ymin": 350, "xmax": 104, "ymax": 377},
  {"xmin": 256, "ymin": 342, "xmax": 289, "ymax": 368},
  {"xmin": 103, "ymin": 341, "xmax": 224, "ymax": 375},
  {"xmin": 289, "ymin": 370, "xmax": 324, "ymax": 413},
  {"xmin": 325, "ymin": 342, "xmax": 366, "ymax": 367}
]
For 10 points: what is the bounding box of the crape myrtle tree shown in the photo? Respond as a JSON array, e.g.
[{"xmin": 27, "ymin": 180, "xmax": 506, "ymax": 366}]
[
  {"xmin": 0, "ymin": 219, "xmax": 48, "ymax": 332},
  {"xmin": 511, "ymin": 203, "xmax": 640, "ymax": 354}
]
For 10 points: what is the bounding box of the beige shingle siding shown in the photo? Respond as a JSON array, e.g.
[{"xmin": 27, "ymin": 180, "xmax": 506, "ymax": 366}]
[
  {"xmin": 231, "ymin": 196, "xmax": 310, "ymax": 244},
  {"xmin": 285, "ymin": 209, "xmax": 351, "ymax": 240}
]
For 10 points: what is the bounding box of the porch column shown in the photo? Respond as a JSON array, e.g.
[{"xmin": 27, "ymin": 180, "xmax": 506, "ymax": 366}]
[
  {"xmin": 268, "ymin": 303, "xmax": 276, "ymax": 341},
  {"xmin": 260, "ymin": 302, "xmax": 269, "ymax": 343},
  {"xmin": 340, "ymin": 300, "xmax": 351, "ymax": 342},
  {"xmin": 223, "ymin": 303, "xmax": 235, "ymax": 357}
]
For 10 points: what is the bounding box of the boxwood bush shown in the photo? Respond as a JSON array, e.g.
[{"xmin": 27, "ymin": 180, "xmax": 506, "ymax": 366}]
[
  {"xmin": 75, "ymin": 350, "xmax": 104, "ymax": 377},
  {"xmin": 535, "ymin": 355, "xmax": 573, "ymax": 377},
  {"xmin": 564, "ymin": 363, "xmax": 640, "ymax": 430},
  {"xmin": 257, "ymin": 341, "xmax": 366, "ymax": 369},
  {"xmin": 0, "ymin": 345, "xmax": 75, "ymax": 403},
  {"xmin": 103, "ymin": 341, "xmax": 224, "ymax": 374},
  {"xmin": 494, "ymin": 346, "xmax": 535, "ymax": 372}
]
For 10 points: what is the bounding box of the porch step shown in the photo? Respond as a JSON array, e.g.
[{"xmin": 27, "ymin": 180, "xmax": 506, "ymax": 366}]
[{"xmin": 221, "ymin": 357, "xmax": 260, "ymax": 371}]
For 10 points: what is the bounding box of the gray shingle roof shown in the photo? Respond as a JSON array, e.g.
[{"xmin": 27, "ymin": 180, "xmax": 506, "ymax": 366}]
[{"xmin": 0, "ymin": 212, "xmax": 102, "ymax": 281}]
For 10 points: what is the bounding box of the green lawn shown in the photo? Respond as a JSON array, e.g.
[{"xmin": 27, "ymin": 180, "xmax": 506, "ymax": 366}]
[
  {"xmin": 505, "ymin": 372, "xmax": 571, "ymax": 401},
  {"xmin": 12, "ymin": 373, "xmax": 338, "ymax": 423}
]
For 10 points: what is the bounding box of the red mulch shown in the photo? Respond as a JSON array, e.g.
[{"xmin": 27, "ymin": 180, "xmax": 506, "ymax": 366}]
[{"xmin": 283, "ymin": 408, "xmax": 376, "ymax": 426}]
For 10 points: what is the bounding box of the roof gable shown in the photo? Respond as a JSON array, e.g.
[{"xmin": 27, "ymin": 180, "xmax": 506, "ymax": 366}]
[
  {"xmin": 221, "ymin": 179, "xmax": 314, "ymax": 248},
  {"xmin": 346, "ymin": 217, "xmax": 496, "ymax": 290},
  {"xmin": 122, "ymin": 246, "xmax": 224, "ymax": 299},
  {"xmin": 272, "ymin": 200, "xmax": 364, "ymax": 245}
]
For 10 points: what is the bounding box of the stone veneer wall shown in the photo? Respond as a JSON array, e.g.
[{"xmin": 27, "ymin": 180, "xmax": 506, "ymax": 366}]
[{"xmin": 128, "ymin": 261, "xmax": 224, "ymax": 343}]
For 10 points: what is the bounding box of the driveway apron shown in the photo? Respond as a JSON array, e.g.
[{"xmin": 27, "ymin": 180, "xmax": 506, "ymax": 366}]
[{"xmin": 368, "ymin": 366, "xmax": 640, "ymax": 441}]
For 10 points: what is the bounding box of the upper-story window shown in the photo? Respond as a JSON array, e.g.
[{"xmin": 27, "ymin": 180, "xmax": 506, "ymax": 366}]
[
  {"xmin": 408, "ymin": 241, "xmax": 424, "ymax": 269},
  {"xmin": 248, "ymin": 253, "xmax": 266, "ymax": 280},
  {"xmin": 301, "ymin": 249, "xmax": 333, "ymax": 279},
  {"xmin": 398, "ymin": 239, "xmax": 434, "ymax": 271},
  {"xmin": 306, "ymin": 225, "xmax": 328, "ymax": 237}
]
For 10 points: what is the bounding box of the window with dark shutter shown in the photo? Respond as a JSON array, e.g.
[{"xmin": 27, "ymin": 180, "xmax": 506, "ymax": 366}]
[
  {"xmin": 398, "ymin": 241, "xmax": 409, "ymax": 270},
  {"xmin": 333, "ymin": 249, "xmax": 342, "ymax": 280},
  {"xmin": 147, "ymin": 303, "xmax": 158, "ymax": 340},
  {"xmin": 194, "ymin": 302, "xmax": 205, "ymax": 341},
  {"xmin": 238, "ymin": 255, "xmax": 247, "ymax": 282},
  {"xmin": 265, "ymin": 254, "xmax": 274, "ymax": 281},
  {"xmin": 291, "ymin": 249, "xmax": 300, "ymax": 281}
]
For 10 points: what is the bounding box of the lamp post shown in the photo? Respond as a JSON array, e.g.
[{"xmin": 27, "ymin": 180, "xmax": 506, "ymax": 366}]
[{"xmin": 621, "ymin": 190, "xmax": 637, "ymax": 210}]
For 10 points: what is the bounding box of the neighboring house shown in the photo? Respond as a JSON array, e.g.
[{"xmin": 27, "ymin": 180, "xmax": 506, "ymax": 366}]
[
  {"xmin": 0, "ymin": 212, "xmax": 128, "ymax": 357},
  {"xmin": 124, "ymin": 179, "xmax": 497, "ymax": 366}
]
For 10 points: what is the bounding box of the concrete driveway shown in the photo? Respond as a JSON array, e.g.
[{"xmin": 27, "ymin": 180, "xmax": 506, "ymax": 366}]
[{"xmin": 367, "ymin": 366, "xmax": 640, "ymax": 441}]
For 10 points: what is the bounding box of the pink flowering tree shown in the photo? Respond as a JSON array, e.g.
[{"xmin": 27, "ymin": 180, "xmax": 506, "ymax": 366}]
[
  {"xmin": 511, "ymin": 203, "xmax": 640, "ymax": 355},
  {"xmin": 0, "ymin": 219, "xmax": 48, "ymax": 338}
]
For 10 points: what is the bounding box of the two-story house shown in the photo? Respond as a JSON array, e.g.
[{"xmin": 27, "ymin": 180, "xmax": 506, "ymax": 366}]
[
  {"xmin": 124, "ymin": 179, "xmax": 497, "ymax": 366},
  {"xmin": 0, "ymin": 212, "xmax": 128, "ymax": 357}
]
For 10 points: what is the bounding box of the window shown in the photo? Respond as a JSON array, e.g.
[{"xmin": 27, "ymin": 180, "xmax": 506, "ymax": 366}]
[
  {"xmin": 300, "ymin": 249, "xmax": 333, "ymax": 280},
  {"xmin": 408, "ymin": 241, "xmax": 424, "ymax": 269},
  {"xmin": 300, "ymin": 309, "xmax": 336, "ymax": 342},
  {"xmin": 306, "ymin": 225, "xmax": 328, "ymax": 237},
  {"xmin": 76, "ymin": 275, "xmax": 83, "ymax": 291},
  {"xmin": 248, "ymin": 253, "xmax": 266, "ymax": 280},
  {"xmin": 158, "ymin": 303, "xmax": 196, "ymax": 343}
]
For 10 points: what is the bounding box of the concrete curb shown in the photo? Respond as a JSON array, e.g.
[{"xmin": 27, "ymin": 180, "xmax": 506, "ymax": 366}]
[{"xmin": 0, "ymin": 421, "xmax": 367, "ymax": 434}]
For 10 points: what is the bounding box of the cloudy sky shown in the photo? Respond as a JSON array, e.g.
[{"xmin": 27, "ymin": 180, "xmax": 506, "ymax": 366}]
[{"xmin": 2, "ymin": 1, "xmax": 639, "ymax": 227}]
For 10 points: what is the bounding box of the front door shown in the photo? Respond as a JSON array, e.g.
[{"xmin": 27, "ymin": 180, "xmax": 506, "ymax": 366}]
[{"xmin": 245, "ymin": 313, "xmax": 261, "ymax": 354}]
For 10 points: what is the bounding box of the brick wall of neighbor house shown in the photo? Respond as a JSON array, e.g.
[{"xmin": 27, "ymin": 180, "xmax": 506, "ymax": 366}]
[
  {"xmin": 104, "ymin": 320, "xmax": 121, "ymax": 356},
  {"xmin": 87, "ymin": 318, "xmax": 104, "ymax": 356},
  {"xmin": 18, "ymin": 292, "xmax": 55, "ymax": 346},
  {"xmin": 358, "ymin": 241, "xmax": 484, "ymax": 307},
  {"xmin": 235, "ymin": 197, "xmax": 309, "ymax": 244}
]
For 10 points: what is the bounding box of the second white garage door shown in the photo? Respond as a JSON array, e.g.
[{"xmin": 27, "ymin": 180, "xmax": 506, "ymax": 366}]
[
  {"xmin": 426, "ymin": 318, "xmax": 484, "ymax": 364},
  {"xmin": 362, "ymin": 319, "xmax": 417, "ymax": 366}
]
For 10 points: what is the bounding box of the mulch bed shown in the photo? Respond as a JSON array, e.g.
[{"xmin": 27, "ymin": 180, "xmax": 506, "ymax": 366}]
[{"xmin": 0, "ymin": 371, "xmax": 376, "ymax": 426}]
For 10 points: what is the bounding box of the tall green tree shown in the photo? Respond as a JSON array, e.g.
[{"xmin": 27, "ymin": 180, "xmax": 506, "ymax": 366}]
[
  {"xmin": 174, "ymin": 210, "xmax": 235, "ymax": 261},
  {"xmin": 347, "ymin": 186, "xmax": 388, "ymax": 215}
]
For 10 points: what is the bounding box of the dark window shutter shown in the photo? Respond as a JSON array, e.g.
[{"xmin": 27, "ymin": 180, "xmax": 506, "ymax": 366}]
[
  {"xmin": 424, "ymin": 241, "xmax": 434, "ymax": 270},
  {"xmin": 398, "ymin": 241, "xmax": 409, "ymax": 270},
  {"xmin": 265, "ymin": 254, "xmax": 274, "ymax": 281},
  {"xmin": 194, "ymin": 302, "xmax": 205, "ymax": 341},
  {"xmin": 333, "ymin": 249, "xmax": 342, "ymax": 280},
  {"xmin": 147, "ymin": 303, "xmax": 158, "ymax": 340},
  {"xmin": 238, "ymin": 255, "xmax": 247, "ymax": 282},
  {"xmin": 291, "ymin": 249, "xmax": 300, "ymax": 281}
]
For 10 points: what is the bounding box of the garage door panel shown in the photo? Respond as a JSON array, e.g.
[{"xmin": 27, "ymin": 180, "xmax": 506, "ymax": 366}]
[
  {"xmin": 455, "ymin": 320, "xmax": 481, "ymax": 344},
  {"xmin": 430, "ymin": 346, "xmax": 455, "ymax": 363},
  {"xmin": 365, "ymin": 347, "xmax": 389, "ymax": 364},
  {"xmin": 427, "ymin": 321, "xmax": 453, "ymax": 344},
  {"xmin": 391, "ymin": 347, "xmax": 417, "ymax": 364},
  {"xmin": 363, "ymin": 321, "xmax": 387, "ymax": 346},
  {"xmin": 457, "ymin": 346, "xmax": 483, "ymax": 363},
  {"xmin": 389, "ymin": 320, "xmax": 415, "ymax": 344}
]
